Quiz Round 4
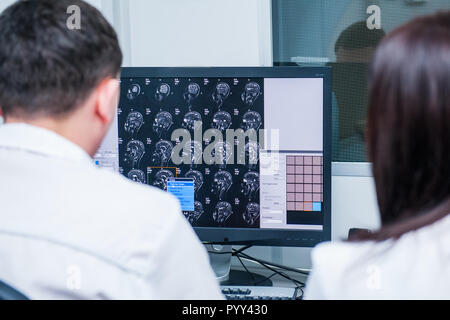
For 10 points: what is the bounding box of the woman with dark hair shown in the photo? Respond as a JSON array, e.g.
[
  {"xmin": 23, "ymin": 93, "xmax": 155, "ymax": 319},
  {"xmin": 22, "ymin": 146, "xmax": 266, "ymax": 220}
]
[{"xmin": 305, "ymin": 11, "xmax": 450, "ymax": 299}]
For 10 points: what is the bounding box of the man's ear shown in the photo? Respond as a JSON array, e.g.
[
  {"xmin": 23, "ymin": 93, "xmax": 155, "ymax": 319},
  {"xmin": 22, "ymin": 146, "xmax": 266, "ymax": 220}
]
[{"xmin": 94, "ymin": 77, "xmax": 120, "ymax": 124}]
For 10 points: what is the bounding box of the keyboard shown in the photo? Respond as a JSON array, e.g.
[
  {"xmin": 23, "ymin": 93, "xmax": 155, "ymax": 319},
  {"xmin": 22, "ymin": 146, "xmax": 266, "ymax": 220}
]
[{"xmin": 221, "ymin": 286, "xmax": 300, "ymax": 300}]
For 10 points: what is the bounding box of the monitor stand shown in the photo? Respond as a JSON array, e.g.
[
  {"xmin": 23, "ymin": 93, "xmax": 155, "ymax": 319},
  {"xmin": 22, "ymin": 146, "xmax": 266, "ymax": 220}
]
[{"xmin": 206, "ymin": 244, "xmax": 273, "ymax": 287}]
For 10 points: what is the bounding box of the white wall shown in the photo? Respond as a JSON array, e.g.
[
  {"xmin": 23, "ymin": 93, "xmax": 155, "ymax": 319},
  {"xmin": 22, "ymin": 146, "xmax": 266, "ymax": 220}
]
[
  {"xmin": 88, "ymin": 0, "xmax": 273, "ymax": 67},
  {"xmin": 123, "ymin": 0, "xmax": 272, "ymax": 67},
  {"xmin": 0, "ymin": 0, "xmax": 14, "ymax": 12}
]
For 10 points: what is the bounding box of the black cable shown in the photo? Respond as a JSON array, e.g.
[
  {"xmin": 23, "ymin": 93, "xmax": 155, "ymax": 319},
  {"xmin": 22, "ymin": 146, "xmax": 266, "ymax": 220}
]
[
  {"xmin": 207, "ymin": 251, "xmax": 232, "ymax": 255},
  {"xmin": 207, "ymin": 245, "xmax": 252, "ymax": 255},
  {"xmin": 233, "ymin": 249, "xmax": 310, "ymax": 275},
  {"xmin": 237, "ymin": 252, "xmax": 305, "ymax": 287},
  {"xmin": 236, "ymin": 254, "xmax": 256, "ymax": 285},
  {"xmin": 236, "ymin": 252, "xmax": 305, "ymax": 288},
  {"xmin": 207, "ymin": 245, "xmax": 309, "ymax": 288},
  {"xmin": 237, "ymin": 253, "xmax": 303, "ymax": 288},
  {"xmin": 254, "ymin": 272, "xmax": 278, "ymax": 286},
  {"xmin": 244, "ymin": 255, "xmax": 310, "ymax": 275},
  {"xmin": 233, "ymin": 245, "xmax": 253, "ymax": 255}
]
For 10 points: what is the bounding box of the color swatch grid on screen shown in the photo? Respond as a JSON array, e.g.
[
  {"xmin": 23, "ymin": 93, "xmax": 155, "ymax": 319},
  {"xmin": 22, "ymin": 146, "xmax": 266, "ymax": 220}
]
[{"xmin": 286, "ymin": 155, "xmax": 323, "ymax": 212}]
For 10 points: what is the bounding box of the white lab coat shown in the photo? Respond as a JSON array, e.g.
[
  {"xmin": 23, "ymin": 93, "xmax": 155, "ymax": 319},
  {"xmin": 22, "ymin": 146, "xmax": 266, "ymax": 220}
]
[
  {"xmin": 305, "ymin": 214, "xmax": 450, "ymax": 299},
  {"xmin": 0, "ymin": 123, "xmax": 223, "ymax": 300}
]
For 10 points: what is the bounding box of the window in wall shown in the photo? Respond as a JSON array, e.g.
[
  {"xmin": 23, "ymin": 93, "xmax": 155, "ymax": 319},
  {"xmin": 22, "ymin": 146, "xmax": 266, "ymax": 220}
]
[{"xmin": 272, "ymin": 0, "xmax": 450, "ymax": 162}]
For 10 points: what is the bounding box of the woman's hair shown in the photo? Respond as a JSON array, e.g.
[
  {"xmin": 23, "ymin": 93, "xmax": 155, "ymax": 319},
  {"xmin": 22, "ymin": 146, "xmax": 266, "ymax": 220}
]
[{"xmin": 354, "ymin": 11, "xmax": 450, "ymax": 241}]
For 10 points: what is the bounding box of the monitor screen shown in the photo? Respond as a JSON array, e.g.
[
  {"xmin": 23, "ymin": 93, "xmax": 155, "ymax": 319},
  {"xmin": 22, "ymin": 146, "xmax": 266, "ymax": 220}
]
[{"xmin": 95, "ymin": 67, "xmax": 331, "ymax": 247}]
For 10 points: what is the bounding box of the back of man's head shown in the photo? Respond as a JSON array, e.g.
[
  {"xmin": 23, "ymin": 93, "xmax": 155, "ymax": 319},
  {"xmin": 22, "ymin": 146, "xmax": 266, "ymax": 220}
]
[
  {"xmin": 0, "ymin": 0, "xmax": 122, "ymax": 119},
  {"xmin": 335, "ymin": 21, "xmax": 385, "ymax": 63}
]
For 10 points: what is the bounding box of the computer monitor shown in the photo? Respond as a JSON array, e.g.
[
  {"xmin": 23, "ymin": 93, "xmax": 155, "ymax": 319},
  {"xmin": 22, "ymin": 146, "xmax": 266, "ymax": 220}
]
[{"xmin": 95, "ymin": 67, "xmax": 332, "ymax": 247}]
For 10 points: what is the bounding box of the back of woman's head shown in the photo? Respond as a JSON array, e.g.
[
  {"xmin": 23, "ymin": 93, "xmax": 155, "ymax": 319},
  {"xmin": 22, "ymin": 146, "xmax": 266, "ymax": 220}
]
[{"xmin": 362, "ymin": 11, "xmax": 450, "ymax": 241}]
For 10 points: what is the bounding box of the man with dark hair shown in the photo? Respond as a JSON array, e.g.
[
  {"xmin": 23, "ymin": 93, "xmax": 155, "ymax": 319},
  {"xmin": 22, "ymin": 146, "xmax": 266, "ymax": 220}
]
[
  {"xmin": 332, "ymin": 21, "xmax": 386, "ymax": 161},
  {"xmin": 0, "ymin": 0, "xmax": 222, "ymax": 299},
  {"xmin": 335, "ymin": 21, "xmax": 385, "ymax": 63}
]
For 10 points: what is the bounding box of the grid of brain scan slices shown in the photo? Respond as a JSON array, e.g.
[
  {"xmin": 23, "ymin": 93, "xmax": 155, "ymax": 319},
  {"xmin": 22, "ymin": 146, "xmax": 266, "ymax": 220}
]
[
  {"xmin": 118, "ymin": 77, "xmax": 264, "ymax": 229},
  {"xmin": 286, "ymin": 155, "xmax": 323, "ymax": 213}
]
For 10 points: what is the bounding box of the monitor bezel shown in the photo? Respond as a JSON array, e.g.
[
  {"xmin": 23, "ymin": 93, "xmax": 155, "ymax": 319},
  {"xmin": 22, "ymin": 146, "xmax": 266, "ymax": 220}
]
[{"xmin": 120, "ymin": 67, "xmax": 332, "ymax": 247}]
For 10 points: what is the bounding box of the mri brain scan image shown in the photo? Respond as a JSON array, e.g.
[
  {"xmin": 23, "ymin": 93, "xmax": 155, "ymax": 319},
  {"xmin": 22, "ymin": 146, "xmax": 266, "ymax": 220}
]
[
  {"xmin": 126, "ymin": 84, "xmax": 141, "ymax": 100},
  {"xmin": 184, "ymin": 82, "xmax": 201, "ymax": 108},
  {"xmin": 154, "ymin": 83, "xmax": 171, "ymax": 103},
  {"xmin": 151, "ymin": 140, "xmax": 173, "ymax": 166},
  {"xmin": 210, "ymin": 141, "xmax": 233, "ymax": 168},
  {"xmin": 182, "ymin": 111, "xmax": 202, "ymax": 131},
  {"xmin": 211, "ymin": 111, "xmax": 232, "ymax": 132},
  {"xmin": 183, "ymin": 201, "xmax": 204, "ymax": 224},
  {"xmin": 119, "ymin": 76, "xmax": 264, "ymax": 229},
  {"xmin": 240, "ymin": 171, "xmax": 260, "ymax": 200},
  {"xmin": 241, "ymin": 82, "xmax": 261, "ymax": 107},
  {"xmin": 124, "ymin": 140, "xmax": 145, "ymax": 168},
  {"xmin": 243, "ymin": 202, "xmax": 260, "ymax": 226},
  {"xmin": 127, "ymin": 169, "xmax": 145, "ymax": 184},
  {"xmin": 152, "ymin": 169, "xmax": 174, "ymax": 191},
  {"xmin": 185, "ymin": 170, "xmax": 204, "ymax": 195},
  {"xmin": 245, "ymin": 141, "xmax": 259, "ymax": 169},
  {"xmin": 124, "ymin": 111, "xmax": 144, "ymax": 135},
  {"xmin": 241, "ymin": 111, "xmax": 262, "ymax": 131},
  {"xmin": 213, "ymin": 201, "xmax": 233, "ymax": 225},
  {"xmin": 181, "ymin": 140, "xmax": 203, "ymax": 167},
  {"xmin": 153, "ymin": 111, "xmax": 173, "ymax": 138},
  {"xmin": 212, "ymin": 82, "xmax": 230, "ymax": 110},
  {"xmin": 211, "ymin": 170, "xmax": 233, "ymax": 200}
]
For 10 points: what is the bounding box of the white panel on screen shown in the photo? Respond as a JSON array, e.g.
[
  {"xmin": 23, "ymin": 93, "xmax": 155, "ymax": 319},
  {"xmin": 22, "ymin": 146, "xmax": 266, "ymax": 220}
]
[{"xmin": 264, "ymin": 78, "xmax": 323, "ymax": 151}]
